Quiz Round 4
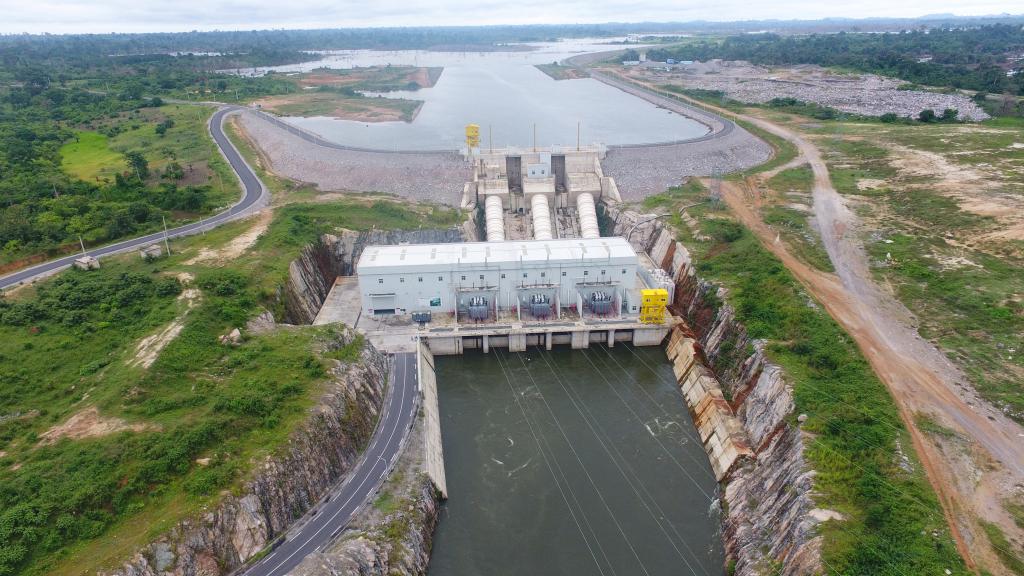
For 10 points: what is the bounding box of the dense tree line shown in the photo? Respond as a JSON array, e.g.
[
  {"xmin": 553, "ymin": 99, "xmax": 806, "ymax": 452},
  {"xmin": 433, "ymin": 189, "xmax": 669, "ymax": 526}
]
[{"xmin": 647, "ymin": 25, "xmax": 1024, "ymax": 94}]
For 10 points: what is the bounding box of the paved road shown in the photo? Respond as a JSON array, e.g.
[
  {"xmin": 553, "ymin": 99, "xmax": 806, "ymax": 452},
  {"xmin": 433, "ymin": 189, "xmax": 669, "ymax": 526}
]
[
  {"xmin": 0, "ymin": 106, "xmax": 267, "ymax": 290},
  {"xmin": 244, "ymin": 352, "xmax": 418, "ymax": 576}
]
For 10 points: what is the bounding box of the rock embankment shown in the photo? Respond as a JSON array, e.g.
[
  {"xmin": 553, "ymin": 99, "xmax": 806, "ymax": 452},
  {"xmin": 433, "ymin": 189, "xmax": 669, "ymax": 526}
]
[
  {"xmin": 606, "ymin": 204, "xmax": 822, "ymax": 576},
  {"xmin": 237, "ymin": 111, "xmax": 471, "ymax": 204},
  {"xmin": 284, "ymin": 229, "xmax": 463, "ymax": 324},
  {"xmin": 108, "ymin": 328, "xmax": 388, "ymax": 576}
]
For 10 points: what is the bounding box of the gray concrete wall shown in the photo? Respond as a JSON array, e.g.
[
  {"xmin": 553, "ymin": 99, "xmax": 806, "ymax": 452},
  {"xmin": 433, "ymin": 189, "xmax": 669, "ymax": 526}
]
[{"xmin": 417, "ymin": 340, "xmax": 448, "ymax": 498}]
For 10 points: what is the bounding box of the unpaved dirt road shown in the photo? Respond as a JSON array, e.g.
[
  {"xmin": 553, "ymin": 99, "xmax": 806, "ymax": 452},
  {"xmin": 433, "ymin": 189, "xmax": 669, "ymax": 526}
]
[{"xmin": 608, "ymin": 73, "xmax": 1024, "ymax": 572}]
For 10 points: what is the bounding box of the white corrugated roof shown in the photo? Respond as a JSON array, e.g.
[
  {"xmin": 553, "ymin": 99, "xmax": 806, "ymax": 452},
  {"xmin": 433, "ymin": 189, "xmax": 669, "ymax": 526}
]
[{"xmin": 358, "ymin": 237, "xmax": 637, "ymax": 274}]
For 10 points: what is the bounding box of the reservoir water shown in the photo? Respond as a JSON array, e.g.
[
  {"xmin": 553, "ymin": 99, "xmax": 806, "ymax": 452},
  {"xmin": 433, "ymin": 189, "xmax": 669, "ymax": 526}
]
[
  {"xmin": 252, "ymin": 40, "xmax": 709, "ymax": 150},
  {"xmin": 430, "ymin": 345, "xmax": 724, "ymax": 575}
]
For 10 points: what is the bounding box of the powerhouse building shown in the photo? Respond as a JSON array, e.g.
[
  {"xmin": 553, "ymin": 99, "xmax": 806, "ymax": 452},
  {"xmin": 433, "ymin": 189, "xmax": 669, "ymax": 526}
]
[{"xmin": 357, "ymin": 237, "xmax": 642, "ymax": 321}]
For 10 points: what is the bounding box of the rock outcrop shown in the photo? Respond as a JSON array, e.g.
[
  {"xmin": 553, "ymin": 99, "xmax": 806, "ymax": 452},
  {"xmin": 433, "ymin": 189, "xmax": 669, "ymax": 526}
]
[
  {"xmin": 291, "ymin": 475, "xmax": 441, "ymax": 576},
  {"xmin": 605, "ymin": 203, "xmax": 822, "ymax": 576},
  {"xmin": 109, "ymin": 327, "xmax": 389, "ymax": 576},
  {"xmin": 283, "ymin": 229, "xmax": 463, "ymax": 325}
]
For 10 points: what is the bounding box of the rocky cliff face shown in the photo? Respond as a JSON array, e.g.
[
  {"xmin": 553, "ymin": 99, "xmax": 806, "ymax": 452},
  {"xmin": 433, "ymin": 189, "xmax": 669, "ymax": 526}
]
[
  {"xmin": 289, "ymin": 401, "xmax": 441, "ymax": 576},
  {"xmin": 290, "ymin": 474, "xmax": 440, "ymax": 576},
  {"xmin": 605, "ymin": 204, "xmax": 822, "ymax": 576},
  {"xmin": 108, "ymin": 328, "xmax": 388, "ymax": 576},
  {"xmin": 283, "ymin": 229, "xmax": 463, "ymax": 325}
]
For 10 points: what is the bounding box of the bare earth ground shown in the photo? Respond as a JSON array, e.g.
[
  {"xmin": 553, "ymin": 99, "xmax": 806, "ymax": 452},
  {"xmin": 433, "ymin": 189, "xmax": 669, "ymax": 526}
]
[
  {"xmin": 254, "ymin": 93, "xmax": 418, "ymax": 122},
  {"xmin": 882, "ymin": 143, "xmax": 1024, "ymax": 242},
  {"xmin": 38, "ymin": 406, "xmax": 153, "ymax": 445},
  {"xmin": 185, "ymin": 209, "xmax": 272, "ymax": 265},
  {"xmin": 128, "ymin": 272, "xmax": 200, "ymax": 370},
  {"xmin": 614, "ymin": 74, "xmax": 1024, "ymax": 572},
  {"xmin": 255, "ymin": 66, "xmax": 440, "ymax": 122}
]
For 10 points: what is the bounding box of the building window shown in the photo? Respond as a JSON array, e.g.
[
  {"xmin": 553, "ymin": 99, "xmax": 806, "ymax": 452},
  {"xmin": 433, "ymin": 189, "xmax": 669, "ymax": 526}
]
[
  {"xmin": 479, "ymin": 274, "xmax": 484, "ymax": 280},
  {"xmin": 461, "ymin": 275, "xmax": 466, "ymax": 281},
  {"xmin": 541, "ymin": 272, "xmax": 546, "ymax": 278},
  {"xmin": 562, "ymin": 271, "xmax": 567, "ymax": 277},
  {"xmin": 501, "ymin": 273, "xmax": 506, "ymax": 279},
  {"xmin": 601, "ymin": 270, "xmax": 606, "ymax": 275},
  {"xmin": 378, "ymin": 278, "xmax": 383, "ymax": 284},
  {"xmin": 622, "ymin": 269, "xmax": 627, "ymax": 274},
  {"xmin": 438, "ymin": 276, "xmax": 443, "ymax": 282},
  {"xmin": 583, "ymin": 270, "xmax": 589, "ymax": 276},
  {"xmin": 418, "ymin": 277, "xmax": 423, "ymax": 282},
  {"xmin": 400, "ymin": 277, "xmax": 405, "ymax": 283},
  {"xmin": 523, "ymin": 272, "xmax": 528, "ymax": 278}
]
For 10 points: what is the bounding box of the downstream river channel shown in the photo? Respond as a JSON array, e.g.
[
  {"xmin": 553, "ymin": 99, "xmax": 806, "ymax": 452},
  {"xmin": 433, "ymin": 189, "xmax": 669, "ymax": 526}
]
[
  {"xmin": 253, "ymin": 40, "xmax": 710, "ymax": 150},
  {"xmin": 430, "ymin": 345, "xmax": 724, "ymax": 575}
]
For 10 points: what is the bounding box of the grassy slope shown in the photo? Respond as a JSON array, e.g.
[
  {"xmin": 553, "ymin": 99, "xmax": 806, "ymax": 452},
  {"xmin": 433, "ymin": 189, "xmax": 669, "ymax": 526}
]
[
  {"xmin": 61, "ymin": 104, "xmax": 239, "ymax": 208},
  {"xmin": 0, "ymin": 165, "xmax": 459, "ymax": 576},
  {"xmin": 644, "ymin": 182, "xmax": 967, "ymax": 575},
  {"xmin": 764, "ymin": 165, "xmax": 835, "ymax": 272}
]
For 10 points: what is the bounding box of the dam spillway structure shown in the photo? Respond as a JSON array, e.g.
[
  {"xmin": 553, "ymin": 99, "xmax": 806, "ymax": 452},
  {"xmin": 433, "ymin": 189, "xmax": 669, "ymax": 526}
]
[{"xmin": 461, "ymin": 146, "xmax": 621, "ymax": 242}]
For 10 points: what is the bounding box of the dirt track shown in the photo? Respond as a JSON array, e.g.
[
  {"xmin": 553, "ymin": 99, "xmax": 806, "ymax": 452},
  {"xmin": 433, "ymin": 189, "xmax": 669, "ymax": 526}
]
[{"xmin": 621, "ymin": 78, "xmax": 1024, "ymax": 572}]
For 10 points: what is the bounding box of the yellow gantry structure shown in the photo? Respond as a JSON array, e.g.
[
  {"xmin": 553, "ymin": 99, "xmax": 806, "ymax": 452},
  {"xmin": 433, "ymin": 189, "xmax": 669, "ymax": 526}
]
[
  {"xmin": 465, "ymin": 124, "xmax": 480, "ymax": 149},
  {"xmin": 639, "ymin": 288, "xmax": 668, "ymax": 324}
]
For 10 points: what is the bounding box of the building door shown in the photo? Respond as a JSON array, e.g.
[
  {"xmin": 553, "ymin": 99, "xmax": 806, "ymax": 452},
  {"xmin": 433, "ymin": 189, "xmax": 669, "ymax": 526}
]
[{"xmin": 371, "ymin": 294, "xmax": 397, "ymax": 315}]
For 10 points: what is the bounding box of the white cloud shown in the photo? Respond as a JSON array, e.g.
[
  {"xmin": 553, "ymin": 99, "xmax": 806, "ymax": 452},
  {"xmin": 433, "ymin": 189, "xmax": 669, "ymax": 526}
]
[{"xmin": 0, "ymin": 0, "xmax": 1021, "ymax": 34}]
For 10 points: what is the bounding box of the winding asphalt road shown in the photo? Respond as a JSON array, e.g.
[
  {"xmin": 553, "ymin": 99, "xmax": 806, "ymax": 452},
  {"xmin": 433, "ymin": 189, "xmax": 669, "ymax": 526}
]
[
  {"xmin": 244, "ymin": 352, "xmax": 418, "ymax": 576},
  {"xmin": 0, "ymin": 105, "xmax": 267, "ymax": 290}
]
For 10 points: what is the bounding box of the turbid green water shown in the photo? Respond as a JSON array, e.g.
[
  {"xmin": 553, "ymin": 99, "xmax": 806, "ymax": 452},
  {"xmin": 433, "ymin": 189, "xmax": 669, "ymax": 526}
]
[{"xmin": 429, "ymin": 345, "xmax": 724, "ymax": 576}]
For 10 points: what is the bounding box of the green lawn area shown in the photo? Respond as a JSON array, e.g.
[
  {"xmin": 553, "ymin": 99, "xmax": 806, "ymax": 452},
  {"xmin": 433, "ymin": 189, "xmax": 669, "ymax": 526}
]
[{"xmin": 59, "ymin": 131, "xmax": 124, "ymax": 182}]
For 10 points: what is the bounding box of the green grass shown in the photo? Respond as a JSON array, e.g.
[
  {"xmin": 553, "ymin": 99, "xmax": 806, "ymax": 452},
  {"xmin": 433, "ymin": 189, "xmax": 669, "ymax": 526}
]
[
  {"xmin": 767, "ymin": 165, "xmax": 814, "ymax": 193},
  {"xmin": 914, "ymin": 413, "xmax": 959, "ymax": 439},
  {"xmin": 981, "ymin": 521, "xmax": 1024, "ymax": 575},
  {"xmin": 68, "ymin": 104, "xmax": 239, "ymax": 207},
  {"xmin": 0, "ymin": 191, "xmax": 461, "ymax": 575},
  {"xmin": 761, "ymin": 205, "xmax": 835, "ymax": 272},
  {"xmin": 733, "ymin": 118, "xmax": 799, "ymax": 178},
  {"xmin": 264, "ymin": 92, "xmax": 421, "ymax": 121},
  {"xmin": 534, "ymin": 63, "xmax": 585, "ymax": 81},
  {"xmin": 59, "ymin": 131, "xmax": 124, "ymax": 182},
  {"xmin": 650, "ymin": 184, "xmax": 968, "ymax": 574}
]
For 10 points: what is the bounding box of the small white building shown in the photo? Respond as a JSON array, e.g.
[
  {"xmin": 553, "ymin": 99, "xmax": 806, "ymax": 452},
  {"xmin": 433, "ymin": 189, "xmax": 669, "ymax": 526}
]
[{"xmin": 356, "ymin": 237, "xmax": 642, "ymax": 322}]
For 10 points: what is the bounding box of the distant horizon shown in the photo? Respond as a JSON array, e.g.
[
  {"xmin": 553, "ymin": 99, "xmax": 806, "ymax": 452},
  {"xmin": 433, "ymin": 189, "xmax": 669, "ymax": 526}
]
[{"xmin": 2, "ymin": 1, "xmax": 1023, "ymax": 36}]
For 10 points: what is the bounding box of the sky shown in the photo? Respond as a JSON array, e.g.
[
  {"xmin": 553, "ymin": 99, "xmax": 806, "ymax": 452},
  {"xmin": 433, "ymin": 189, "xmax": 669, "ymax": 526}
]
[{"xmin": 0, "ymin": 0, "xmax": 1022, "ymax": 35}]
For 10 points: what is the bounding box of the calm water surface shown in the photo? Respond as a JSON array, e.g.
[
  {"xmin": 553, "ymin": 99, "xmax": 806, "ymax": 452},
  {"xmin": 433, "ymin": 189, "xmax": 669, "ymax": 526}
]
[
  {"xmin": 430, "ymin": 345, "xmax": 724, "ymax": 576},
  {"xmin": 251, "ymin": 40, "xmax": 709, "ymax": 150}
]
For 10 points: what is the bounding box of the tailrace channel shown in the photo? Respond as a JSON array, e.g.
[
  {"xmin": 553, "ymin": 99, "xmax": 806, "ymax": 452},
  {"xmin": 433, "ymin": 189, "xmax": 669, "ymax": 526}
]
[{"xmin": 429, "ymin": 344, "xmax": 724, "ymax": 575}]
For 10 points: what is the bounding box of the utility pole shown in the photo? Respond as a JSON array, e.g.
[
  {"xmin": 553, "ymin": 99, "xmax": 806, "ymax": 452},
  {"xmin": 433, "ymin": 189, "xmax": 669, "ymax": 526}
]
[
  {"xmin": 78, "ymin": 235, "xmax": 87, "ymax": 256},
  {"xmin": 489, "ymin": 124, "xmax": 493, "ymax": 154},
  {"xmin": 532, "ymin": 123, "xmax": 537, "ymax": 152},
  {"xmin": 161, "ymin": 216, "xmax": 171, "ymax": 256},
  {"xmin": 577, "ymin": 121, "xmax": 581, "ymax": 151}
]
